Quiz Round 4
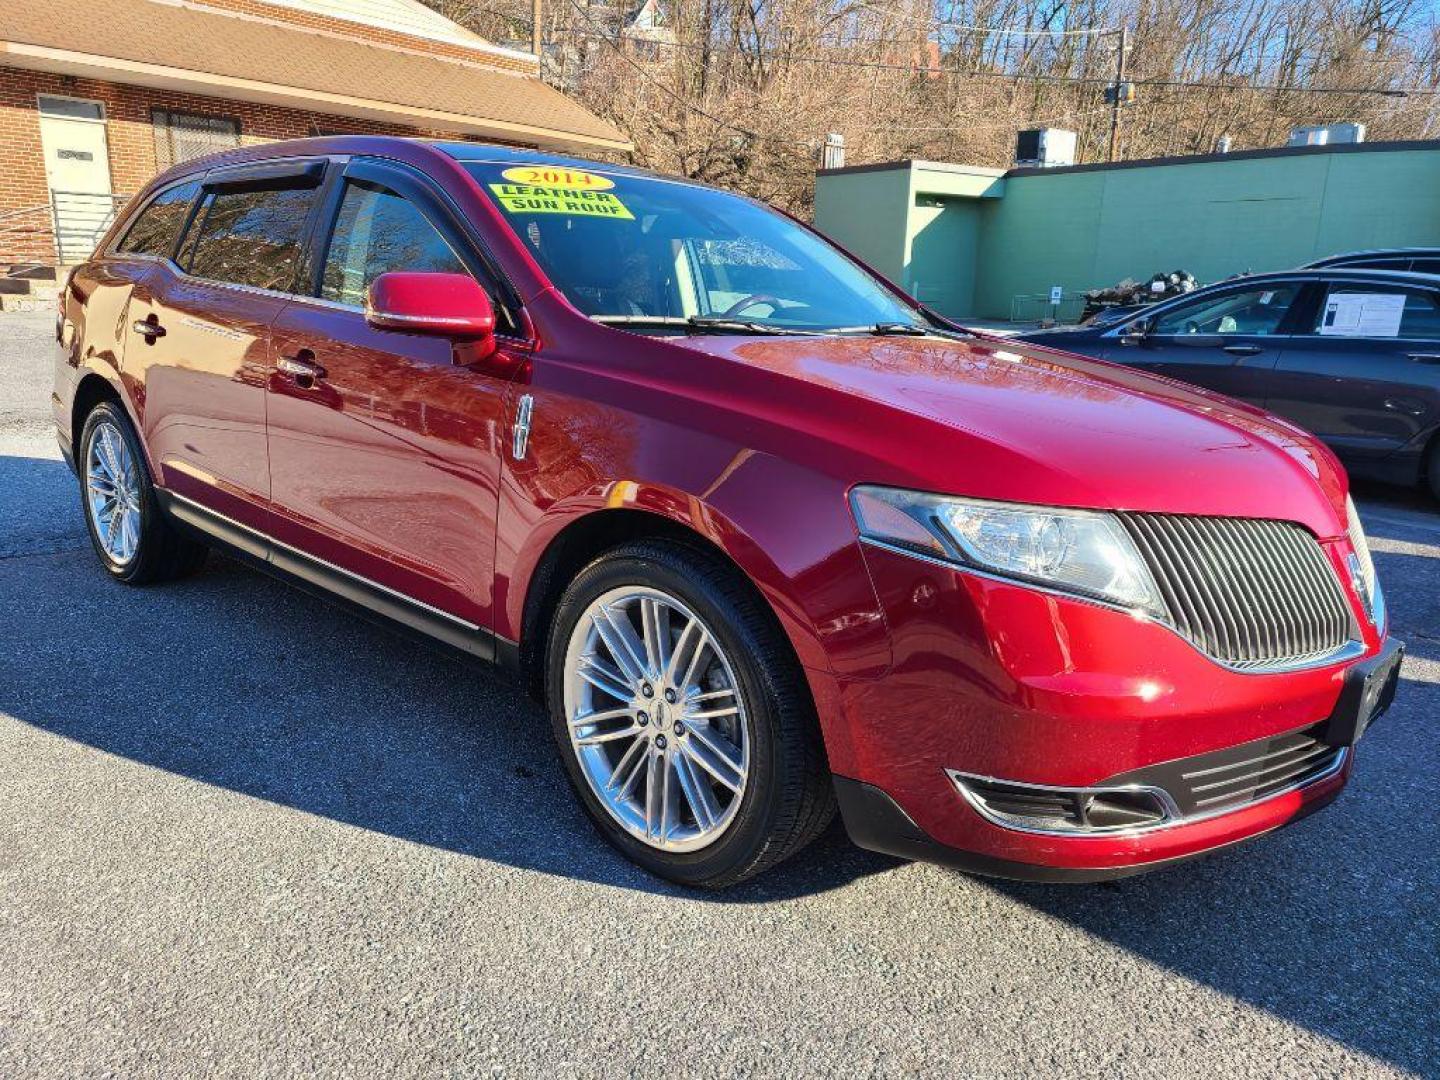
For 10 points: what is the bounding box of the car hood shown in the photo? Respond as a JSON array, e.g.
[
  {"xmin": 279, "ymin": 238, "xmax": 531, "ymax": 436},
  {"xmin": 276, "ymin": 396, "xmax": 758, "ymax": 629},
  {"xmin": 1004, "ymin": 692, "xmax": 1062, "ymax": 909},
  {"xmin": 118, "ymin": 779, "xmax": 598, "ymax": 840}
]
[{"xmin": 674, "ymin": 331, "xmax": 1348, "ymax": 536}]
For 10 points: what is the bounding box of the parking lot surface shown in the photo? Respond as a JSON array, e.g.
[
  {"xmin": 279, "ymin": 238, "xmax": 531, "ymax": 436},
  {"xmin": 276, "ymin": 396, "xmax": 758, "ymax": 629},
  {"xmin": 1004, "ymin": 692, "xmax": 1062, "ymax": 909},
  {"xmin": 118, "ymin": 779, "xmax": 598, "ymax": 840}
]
[{"xmin": 1, "ymin": 310, "xmax": 1436, "ymax": 1077}]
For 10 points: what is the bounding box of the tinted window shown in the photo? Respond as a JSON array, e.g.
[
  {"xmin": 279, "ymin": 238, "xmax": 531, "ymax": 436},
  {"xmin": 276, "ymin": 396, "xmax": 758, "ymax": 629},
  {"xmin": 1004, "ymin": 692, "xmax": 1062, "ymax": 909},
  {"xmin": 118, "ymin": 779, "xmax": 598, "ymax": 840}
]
[
  {"xmin": 115, "ymin": 181, "xmax": 199, "ymax": 257},
  {"xmin": 184, "ymin": 184, "xmax": 316, "ymax": 291},
  {"xmin": 1152, "ymin": 285, "xmax": 1299, "ymax": 336},
  {"xmin": 1410, "ymin": 259, "xmax": 1440, "ymax": 275},
  {"xmin": 465, "ymin": 163, "xmax": 924, "ymax": 332},
  {"xmin": 1309, "ymin": 284, "xmax": 1440, "ymax": 340},
  {"xmin": 320, "ymin": 180, "xmax": 466, "ymax": 305}
]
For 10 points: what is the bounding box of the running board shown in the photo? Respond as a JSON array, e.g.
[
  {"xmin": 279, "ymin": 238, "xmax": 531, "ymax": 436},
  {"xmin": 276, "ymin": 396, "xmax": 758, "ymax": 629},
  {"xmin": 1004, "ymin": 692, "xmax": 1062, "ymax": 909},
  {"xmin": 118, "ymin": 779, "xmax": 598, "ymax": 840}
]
[{"xmin": 156, "ymin": 489, "xmax": 502, "ymax": 664}]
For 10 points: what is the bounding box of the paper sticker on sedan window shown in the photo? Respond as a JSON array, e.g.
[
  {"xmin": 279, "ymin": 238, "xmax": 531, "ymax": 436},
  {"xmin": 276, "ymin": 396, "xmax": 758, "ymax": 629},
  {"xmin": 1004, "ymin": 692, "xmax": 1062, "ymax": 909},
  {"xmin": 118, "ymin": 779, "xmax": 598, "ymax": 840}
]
[
  {"xmin": 1320, "ymin": 292, "xmax": 1406, "ymax": 337},
  {"xmin": 489, "ymin": 183, "xmax": 634, "ymax": 220},
  {"xmin": 500, "ymin": 166, "xmax": 614, "ymax": 191}
]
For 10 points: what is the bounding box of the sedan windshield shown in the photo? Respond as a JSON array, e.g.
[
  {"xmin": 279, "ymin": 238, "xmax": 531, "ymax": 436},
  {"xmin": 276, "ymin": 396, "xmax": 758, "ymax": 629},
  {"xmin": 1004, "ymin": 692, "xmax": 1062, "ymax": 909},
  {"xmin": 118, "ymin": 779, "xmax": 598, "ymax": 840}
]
[{"xmin": 465, "ymin": 162, "xmax": 930, "ymax": 334}]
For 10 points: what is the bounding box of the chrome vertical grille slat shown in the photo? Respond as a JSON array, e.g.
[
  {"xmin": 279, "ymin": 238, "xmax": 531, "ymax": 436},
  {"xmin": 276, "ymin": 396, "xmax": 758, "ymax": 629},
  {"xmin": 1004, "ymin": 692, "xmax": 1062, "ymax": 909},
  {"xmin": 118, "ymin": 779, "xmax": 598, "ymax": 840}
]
[
  {"xmin": 1119, "ymin": 512, "xmax": 1354, "ymax": 669},
  {"xmin": 1217, "ymin": 518, "xmax": 1281, "ymax": 656}
]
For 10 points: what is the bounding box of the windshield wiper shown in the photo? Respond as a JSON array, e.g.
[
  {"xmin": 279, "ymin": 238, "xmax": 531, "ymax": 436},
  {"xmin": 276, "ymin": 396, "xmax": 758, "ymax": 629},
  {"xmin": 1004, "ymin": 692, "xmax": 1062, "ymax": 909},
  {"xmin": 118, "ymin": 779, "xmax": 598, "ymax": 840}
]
[
  {"xmin": 593, "ymin": 315, "xmax": 815, "ymax": 337},
  {"xmin": 825, "ymin": 322, "xmax": 931, "ymax": 337},
  {"xmin": 855, "ymin": 320, "xmax": 975, "ymax": 340},
  {"xmin": 685, "ymin": 316, "xmax": 815, "ymax": 336}
]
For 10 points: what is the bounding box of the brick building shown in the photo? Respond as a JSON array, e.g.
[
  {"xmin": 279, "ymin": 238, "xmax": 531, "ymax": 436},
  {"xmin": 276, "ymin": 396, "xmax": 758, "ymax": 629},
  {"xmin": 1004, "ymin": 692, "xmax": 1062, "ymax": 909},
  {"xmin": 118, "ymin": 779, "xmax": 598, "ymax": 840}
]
[{"xmin": 0, "ymin": 0, "xmax": 628, "ymax": 270}]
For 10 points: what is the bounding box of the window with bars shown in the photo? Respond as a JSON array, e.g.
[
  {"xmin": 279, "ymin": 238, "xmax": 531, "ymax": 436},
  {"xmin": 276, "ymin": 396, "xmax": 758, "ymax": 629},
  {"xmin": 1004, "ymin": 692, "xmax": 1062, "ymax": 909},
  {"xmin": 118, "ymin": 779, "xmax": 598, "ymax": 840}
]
[{"xmin": 151, "ymin": 109, "xmax": 241, "ymax": 169}]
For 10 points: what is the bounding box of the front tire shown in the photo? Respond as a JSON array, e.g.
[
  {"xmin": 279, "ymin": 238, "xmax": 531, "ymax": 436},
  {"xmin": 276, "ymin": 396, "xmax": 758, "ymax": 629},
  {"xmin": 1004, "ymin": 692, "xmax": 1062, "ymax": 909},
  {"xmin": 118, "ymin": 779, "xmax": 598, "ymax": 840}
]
[
  {"xmin": 79, "ymin": 401, "xmax": 208, "ymax": 584},
  {"xmin": 545, "ymin": 539, "xmax": 834, "ymax": 888}
]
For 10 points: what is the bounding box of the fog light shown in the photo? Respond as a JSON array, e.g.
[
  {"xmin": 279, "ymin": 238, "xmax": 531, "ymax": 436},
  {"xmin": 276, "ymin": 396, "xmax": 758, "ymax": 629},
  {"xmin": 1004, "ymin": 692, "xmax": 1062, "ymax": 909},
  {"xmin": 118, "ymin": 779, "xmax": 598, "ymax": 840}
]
[{"xmin": 948, "ymin": 770, "xmax": 1178, "ymax": 835}]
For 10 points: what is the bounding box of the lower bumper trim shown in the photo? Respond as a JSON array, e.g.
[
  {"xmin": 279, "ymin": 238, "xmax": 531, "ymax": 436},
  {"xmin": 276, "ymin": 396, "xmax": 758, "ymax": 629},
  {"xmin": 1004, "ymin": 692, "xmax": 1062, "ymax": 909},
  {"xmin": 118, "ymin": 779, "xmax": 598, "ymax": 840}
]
[{"xmin": 832, "ymin": 774, "xmax": 1344, "ymax": 884}]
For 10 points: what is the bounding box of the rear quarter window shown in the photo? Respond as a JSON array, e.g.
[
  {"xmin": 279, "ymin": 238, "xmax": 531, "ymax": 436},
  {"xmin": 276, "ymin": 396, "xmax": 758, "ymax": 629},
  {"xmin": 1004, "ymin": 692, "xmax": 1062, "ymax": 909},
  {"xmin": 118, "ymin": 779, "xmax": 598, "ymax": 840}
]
[
  {"xmin": 182, "ymin": 183, "xmax": 317, "ymax": 292},
  {"xmin": 1313, "ymin": 285, "xmax": 1440, "ymax": 339},
  {"xmin": 114, "ymin": 181, "xmax": 199, "ymax": 259}
]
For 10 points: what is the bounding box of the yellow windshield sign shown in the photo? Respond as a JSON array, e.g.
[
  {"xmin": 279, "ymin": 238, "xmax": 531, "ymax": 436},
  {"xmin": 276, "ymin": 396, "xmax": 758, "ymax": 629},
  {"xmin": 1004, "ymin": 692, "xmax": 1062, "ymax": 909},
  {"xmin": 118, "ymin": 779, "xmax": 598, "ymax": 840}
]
[
  {"xmin": 488, "ymin": 182, "xmax": 634, "ymax": 220},
  {"xmin": 500, "ymin": 165, "xmax": 615, "ymax": 191}
]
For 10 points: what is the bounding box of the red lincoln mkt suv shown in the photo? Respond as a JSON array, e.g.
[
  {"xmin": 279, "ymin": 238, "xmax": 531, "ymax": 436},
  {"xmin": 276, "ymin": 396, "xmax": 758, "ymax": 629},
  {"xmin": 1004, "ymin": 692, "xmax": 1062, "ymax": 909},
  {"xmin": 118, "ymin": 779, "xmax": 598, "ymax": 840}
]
[{"xmin": 54, "ymin": 137, "xmax": 1401, "ymax": 887}]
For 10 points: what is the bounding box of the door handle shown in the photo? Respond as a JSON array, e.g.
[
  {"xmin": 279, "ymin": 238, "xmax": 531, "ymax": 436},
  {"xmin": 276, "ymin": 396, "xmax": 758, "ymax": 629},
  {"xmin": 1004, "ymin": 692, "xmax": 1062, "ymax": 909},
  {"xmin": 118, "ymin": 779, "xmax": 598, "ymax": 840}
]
[
  {"xmin": 1384, "ymin": 397, "xmax": 1428, "ymax": 416},
  {"xmin": 132, "ymin": 318, "xmax": 165, "ymax": 340},
  {"xmin": 277, "ymin": 352, "xmax": 325, "ymax": 386},
  {"xmin": 1405, "ymin": 352, "xmax": 1440, "ymax": 365},
  {"xmin": 1221, "ymin": 343, "xmax": 1262, "ymax": 358}
]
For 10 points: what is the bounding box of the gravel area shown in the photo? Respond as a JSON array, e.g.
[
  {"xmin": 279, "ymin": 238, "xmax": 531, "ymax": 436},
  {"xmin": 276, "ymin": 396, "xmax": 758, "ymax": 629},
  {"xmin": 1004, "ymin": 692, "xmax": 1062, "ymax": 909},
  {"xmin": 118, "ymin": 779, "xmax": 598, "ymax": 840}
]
[{"xmin": 1, "ymin": 309, "xmax": 1435, "ymax": 1077}]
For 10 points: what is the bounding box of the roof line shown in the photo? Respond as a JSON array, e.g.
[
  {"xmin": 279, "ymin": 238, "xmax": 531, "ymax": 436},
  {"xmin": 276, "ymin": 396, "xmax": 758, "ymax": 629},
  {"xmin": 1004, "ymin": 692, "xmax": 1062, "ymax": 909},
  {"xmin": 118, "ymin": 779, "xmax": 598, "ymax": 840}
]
[
  {"xmin": 158, "ymin": 0, "xmax": 541, "ymax": 76},
  {"xmin": 819, "ymin": 138, "xmax": 1440, "ymax": 180},
  {"xmin": 0, "ymin": 41, "xmax": 631, "ymax": 151}
]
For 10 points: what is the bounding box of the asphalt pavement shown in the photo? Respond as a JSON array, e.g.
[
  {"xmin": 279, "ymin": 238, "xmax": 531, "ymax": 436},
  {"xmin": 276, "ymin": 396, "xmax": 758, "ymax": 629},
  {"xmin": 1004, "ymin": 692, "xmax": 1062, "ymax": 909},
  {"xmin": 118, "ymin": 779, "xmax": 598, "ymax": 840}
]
[{"xmin": 1, "ymin": 309, "xmax": 1436, "ymax": 1078}]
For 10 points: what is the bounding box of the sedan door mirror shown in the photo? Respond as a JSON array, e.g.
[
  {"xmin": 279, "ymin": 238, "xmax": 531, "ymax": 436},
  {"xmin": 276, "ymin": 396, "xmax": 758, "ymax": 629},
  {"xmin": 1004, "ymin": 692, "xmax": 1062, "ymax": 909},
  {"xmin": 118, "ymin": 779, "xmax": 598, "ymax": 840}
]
[
  {"xmin": 1120, "ymin": 316, "xmax": 1153, "ymax": 345},
  {"xmin": 366, "ymin": 272, "xmax": 497, "ymax": 354}
]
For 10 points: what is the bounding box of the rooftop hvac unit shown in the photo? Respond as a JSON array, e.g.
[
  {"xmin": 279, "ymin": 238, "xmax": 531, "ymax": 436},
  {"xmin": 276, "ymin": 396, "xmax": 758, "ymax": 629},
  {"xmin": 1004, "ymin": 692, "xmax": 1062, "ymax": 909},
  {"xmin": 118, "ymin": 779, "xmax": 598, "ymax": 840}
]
[
  {"xmin": 1288, "ymin": 123, "xmax": 1366, "ymax": 147},
  {"xmin": 1015, "ymin": 128, "xmax": 1077, "ymax": 168}
]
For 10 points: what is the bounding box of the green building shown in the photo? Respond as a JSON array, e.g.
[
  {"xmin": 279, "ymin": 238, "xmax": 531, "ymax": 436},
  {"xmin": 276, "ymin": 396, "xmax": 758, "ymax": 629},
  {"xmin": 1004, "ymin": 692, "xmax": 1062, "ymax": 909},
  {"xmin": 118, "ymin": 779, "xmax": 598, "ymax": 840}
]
[{"xmin": 813, "ymin": 140, "xmax": 1440, "ymax": 322}]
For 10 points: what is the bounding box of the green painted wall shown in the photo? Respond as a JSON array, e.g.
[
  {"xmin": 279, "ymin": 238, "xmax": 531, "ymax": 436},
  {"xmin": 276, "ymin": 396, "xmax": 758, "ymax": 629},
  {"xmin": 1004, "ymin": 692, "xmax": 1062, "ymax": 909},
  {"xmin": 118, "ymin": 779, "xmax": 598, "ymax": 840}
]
[
  {"xmin": 813, "ymin": 161, "xmax": 1005, "ymax": 320},
  {"xmin": 811, "ymin": 168, "xmax": 911, "ymax": 289},
  {"xmin": 814, "ymin": 145, "xmax": 1440, "ymax": 321},
  {"xmin": 908, "ymin": 196, "xmax": 983, "ymax": 316}
]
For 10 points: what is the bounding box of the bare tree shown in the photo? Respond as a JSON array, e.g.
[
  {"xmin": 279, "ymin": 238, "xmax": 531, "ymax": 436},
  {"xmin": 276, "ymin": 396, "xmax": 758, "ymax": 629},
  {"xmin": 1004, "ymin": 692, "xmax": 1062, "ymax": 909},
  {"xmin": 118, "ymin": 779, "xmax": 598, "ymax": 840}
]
[{"xmin": 426, "ymin": 0, "xmax": 1440, "ymax": 213}]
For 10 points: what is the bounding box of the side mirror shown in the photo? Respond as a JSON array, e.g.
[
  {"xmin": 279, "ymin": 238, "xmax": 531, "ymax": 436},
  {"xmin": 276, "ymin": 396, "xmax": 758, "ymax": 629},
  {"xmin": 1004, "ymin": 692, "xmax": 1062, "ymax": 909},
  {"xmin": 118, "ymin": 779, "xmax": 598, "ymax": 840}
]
[
  {"xmin": 1120, "ymin": 317, "xmax": 1153, "ymax": 345},
  {"xmin": 366, "ymin": 272, "xmax": 496, "ymax": 353}
]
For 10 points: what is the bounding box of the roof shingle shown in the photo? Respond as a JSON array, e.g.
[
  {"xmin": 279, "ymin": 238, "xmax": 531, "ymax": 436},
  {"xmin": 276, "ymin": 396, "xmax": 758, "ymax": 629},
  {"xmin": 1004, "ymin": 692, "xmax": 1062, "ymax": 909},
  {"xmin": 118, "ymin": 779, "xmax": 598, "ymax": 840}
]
[{"xmin": 0, "ymin": 0, "xmax": 629, "ymax": 151}]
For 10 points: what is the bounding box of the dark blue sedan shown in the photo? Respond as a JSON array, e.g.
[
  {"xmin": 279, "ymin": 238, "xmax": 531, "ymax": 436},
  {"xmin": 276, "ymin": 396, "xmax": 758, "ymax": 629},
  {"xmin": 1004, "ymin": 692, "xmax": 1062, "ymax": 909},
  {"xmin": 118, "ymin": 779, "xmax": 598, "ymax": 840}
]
[{"xmin": 1018, "ymin": 268, "xmax": 1440, "ymax": 500}]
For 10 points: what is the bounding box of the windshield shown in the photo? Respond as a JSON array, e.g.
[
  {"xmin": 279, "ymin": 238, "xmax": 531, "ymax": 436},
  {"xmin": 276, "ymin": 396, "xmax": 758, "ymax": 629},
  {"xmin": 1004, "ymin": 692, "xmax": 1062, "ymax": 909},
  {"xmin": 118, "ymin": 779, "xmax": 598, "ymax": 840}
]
[{"xmin": 465, "ymin": 162, "xmax": 927, "ymax": 333}]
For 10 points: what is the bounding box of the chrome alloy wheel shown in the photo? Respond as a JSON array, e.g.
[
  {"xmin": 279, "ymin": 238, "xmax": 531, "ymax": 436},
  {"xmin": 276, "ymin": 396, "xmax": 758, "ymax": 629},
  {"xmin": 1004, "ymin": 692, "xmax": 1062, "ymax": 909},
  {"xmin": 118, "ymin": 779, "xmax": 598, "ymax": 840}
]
[
  {"xmin": 563, "ymin": 586, "xmax": 751, "ymax": 852},
  {"xmin": 84, "ymin": 419, "xmax": 142, "ymax": 566}
]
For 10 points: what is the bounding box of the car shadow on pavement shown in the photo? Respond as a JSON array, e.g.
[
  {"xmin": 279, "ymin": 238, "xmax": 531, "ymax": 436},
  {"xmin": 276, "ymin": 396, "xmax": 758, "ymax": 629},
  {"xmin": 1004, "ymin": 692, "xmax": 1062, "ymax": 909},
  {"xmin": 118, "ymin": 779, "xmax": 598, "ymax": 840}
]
[
  {"xmin": 0, "ymin": 457, "xmax": 896, "ymax": 903},
  {"xmin": 0, "ymin": 453, "xmax": 89, "ymax": 559},
  {"xmin": 988, "ymin": 486, "xmax": 1440, "ymax": 1076},
  {"xmin": 1, "ymin": 454, "xmax": 1435, "ymax": 1071}
]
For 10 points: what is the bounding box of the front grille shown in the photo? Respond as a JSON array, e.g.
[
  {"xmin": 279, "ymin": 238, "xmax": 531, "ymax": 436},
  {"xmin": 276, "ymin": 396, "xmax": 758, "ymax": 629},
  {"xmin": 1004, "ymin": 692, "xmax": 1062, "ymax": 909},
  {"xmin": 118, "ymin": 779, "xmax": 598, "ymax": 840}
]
[
  {"xmin": 1106, "ymin": 724, "xmax": 1344, "ymax": 819},
  {"xmin": 1120, "ymin": 512, "xmax": 1354, "ymax": 669}
]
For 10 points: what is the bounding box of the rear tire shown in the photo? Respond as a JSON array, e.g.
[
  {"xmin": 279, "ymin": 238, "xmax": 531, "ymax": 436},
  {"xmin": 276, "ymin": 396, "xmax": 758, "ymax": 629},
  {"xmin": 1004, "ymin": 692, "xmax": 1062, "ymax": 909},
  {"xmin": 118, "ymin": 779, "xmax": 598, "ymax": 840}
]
[
  {"xmin": 545, "ymin": 539, "xmax": 834, "ymax": 888},
  {"xmin": 78, "ymin": 401, "xmax": 208, "ymax": 585}
]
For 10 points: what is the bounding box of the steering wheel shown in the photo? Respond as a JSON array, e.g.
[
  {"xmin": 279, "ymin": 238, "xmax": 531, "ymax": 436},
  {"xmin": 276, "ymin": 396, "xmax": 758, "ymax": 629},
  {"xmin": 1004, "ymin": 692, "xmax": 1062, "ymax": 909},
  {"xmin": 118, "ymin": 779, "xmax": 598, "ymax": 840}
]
[{"xmin": 721, "ymin": 294, "xmax": 783, "ymax": 318}]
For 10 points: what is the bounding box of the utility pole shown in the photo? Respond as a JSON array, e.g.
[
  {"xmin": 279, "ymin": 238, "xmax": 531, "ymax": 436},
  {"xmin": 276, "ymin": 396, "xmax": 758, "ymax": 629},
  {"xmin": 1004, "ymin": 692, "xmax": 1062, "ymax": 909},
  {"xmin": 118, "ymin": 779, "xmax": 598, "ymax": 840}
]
[
  {"xmin": 1107, "ymin": 25, "xmax": 1128, "ymax": 163},
  {"xmin": 532, "ymin": 0, "xmax": 542, "ymax": 59}
]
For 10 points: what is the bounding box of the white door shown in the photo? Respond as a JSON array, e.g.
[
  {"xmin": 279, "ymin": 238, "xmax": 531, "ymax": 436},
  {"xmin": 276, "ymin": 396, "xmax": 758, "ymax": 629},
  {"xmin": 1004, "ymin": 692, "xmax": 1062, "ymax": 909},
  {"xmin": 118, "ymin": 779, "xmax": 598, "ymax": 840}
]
[{"xmin": 36, "ymin": 95, "xmax": 115, "ymax": 263}]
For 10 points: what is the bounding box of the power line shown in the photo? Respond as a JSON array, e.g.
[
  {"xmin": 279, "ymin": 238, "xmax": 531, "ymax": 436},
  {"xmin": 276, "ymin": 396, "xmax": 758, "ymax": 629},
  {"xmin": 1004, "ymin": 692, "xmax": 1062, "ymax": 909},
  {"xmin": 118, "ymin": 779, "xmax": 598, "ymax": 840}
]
[{"xmin": 854, "ymin": 3, "xmax": 1120, "ymax": 37}]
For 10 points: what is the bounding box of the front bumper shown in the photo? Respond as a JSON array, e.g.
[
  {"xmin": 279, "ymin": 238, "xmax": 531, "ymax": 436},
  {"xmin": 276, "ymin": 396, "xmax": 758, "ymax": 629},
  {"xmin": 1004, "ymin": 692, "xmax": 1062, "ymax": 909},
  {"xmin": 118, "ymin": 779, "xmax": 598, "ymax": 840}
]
[
  {"xmin": 826, "ymin": 541, "xmax": 1394, "ymax": 880},
  {"xmin": 833, "ymin": 765, "xmax": 1351, "ymax": 882}
]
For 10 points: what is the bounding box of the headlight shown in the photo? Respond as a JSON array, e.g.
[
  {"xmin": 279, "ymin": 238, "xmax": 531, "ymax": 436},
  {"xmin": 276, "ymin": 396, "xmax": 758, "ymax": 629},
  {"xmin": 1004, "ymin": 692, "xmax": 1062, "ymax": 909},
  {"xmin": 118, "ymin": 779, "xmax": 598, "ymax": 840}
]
[
  {"xmin": 1344, "ymin": 494, "xmax": 1384, "ymax": 627},
  {"xmin": 850, "ymin": 486, "xmax": 1167, "ymax": 618}
]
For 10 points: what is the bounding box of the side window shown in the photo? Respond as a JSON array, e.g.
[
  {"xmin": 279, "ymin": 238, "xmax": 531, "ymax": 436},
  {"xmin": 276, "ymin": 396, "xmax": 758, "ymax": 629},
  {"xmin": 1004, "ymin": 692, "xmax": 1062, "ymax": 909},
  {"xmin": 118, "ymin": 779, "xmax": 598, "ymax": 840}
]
[
  {"xmin": 1312, "ymin": 285, "xmax": 1440, "ymax": 340},
  {"xmin": 183, "ymin": 183, "xmax": 317, "ymax": 292},
  {"xmin": 1152, "ymin": 285, "xmax": 1299, "ymax": 336},
  {"xmin": 115, "ymin": 181, "xmax": 199, "ymax": 258},
  {"xmin": 1410, "ymin": 259, "xmax": 1440, "ymax": 275},
  {"xmin": 320, "ymin": 180, "xmax": 466, "ymax": 306}
]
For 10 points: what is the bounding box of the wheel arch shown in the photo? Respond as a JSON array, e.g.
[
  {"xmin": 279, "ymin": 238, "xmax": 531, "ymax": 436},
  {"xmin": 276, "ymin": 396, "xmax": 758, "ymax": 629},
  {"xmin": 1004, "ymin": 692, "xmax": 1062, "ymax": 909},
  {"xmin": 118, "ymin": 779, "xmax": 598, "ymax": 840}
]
[
  {"xmin": 70, "ymin": 371, "xmax": 124, "ymax": 457},
  {"xmin": 510, "ymin": 499, "xmax": 827, "ymax": 704},
  {"xmin": 1423, "ymin": 425, "xmax": 1440, "ymax": 494},
  {"xmin": 70, "ymin": 368, "xmax": 162, "ymax": 479}
]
